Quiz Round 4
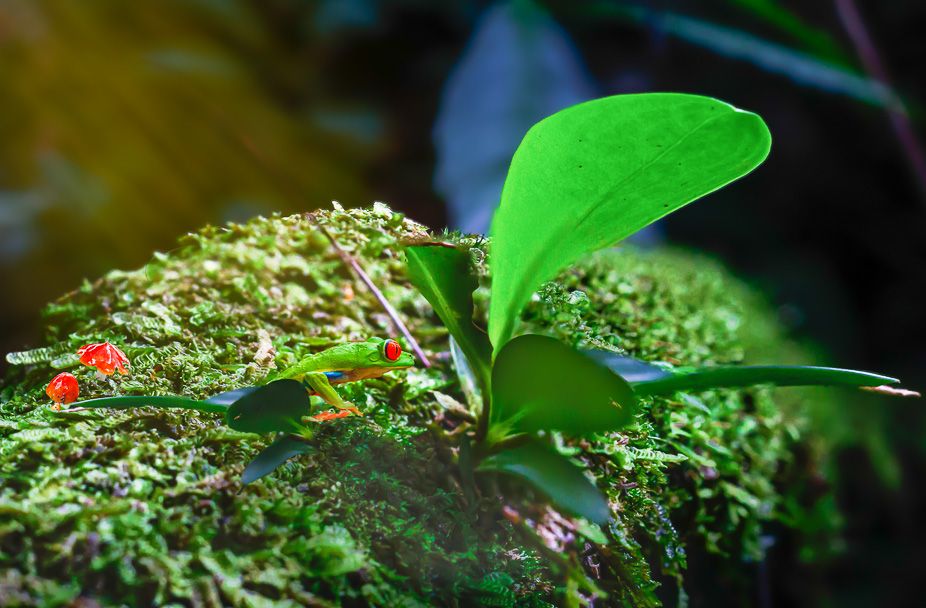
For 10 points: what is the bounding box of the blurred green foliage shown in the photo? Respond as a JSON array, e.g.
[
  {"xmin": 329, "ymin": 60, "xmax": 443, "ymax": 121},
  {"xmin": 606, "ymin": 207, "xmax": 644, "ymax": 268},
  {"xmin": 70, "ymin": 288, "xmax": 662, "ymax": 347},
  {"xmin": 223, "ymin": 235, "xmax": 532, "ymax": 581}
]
[{"xmin": 0, "ymin": 0, "xmax": 369, "ymax": 331}]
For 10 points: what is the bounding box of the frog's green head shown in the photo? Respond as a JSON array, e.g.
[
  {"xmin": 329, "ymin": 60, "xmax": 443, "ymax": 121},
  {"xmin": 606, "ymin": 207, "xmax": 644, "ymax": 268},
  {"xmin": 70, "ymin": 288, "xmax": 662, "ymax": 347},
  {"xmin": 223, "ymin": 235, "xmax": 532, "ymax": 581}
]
[{"xmin": 360, "ymin": 337, "xmax": 415, "ymax": 370}]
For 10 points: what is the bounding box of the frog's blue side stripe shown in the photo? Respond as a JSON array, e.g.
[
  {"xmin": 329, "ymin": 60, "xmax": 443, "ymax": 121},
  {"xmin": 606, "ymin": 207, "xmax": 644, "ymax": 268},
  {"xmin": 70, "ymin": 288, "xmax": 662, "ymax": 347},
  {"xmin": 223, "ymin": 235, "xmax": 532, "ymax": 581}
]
[{"xmin": 324, "ymin": 371, "xmax": 345, "ymax": 381}]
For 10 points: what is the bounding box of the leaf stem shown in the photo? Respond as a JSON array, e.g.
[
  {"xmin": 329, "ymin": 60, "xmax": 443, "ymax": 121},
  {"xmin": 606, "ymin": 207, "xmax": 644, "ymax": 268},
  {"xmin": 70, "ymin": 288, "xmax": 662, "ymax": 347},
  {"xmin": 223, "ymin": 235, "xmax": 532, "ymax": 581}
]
[{"xmin": 62, "ymin": 395, "xmax": 229, "ymax": 414}]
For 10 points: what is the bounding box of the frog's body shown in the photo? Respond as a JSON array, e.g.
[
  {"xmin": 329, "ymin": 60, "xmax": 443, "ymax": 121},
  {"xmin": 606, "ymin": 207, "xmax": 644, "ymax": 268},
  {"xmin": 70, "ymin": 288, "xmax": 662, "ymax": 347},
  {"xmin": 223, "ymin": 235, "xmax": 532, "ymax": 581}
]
[{"xmin": 272, "ymin": 337, "xmax": 414, "ymax": 416}]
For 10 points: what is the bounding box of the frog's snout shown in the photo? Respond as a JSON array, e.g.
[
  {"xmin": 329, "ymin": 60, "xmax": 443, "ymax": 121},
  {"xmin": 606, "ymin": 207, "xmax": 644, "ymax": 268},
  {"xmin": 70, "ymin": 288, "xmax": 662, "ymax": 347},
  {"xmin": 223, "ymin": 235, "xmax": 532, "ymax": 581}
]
[{"xmin": 397, "ymin": 351, "xmax": 416, "ymax": 368}]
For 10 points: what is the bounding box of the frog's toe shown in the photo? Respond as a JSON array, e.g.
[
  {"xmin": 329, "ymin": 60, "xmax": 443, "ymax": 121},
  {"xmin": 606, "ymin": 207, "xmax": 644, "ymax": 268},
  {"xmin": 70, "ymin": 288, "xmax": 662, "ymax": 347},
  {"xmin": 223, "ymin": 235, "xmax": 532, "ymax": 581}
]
[{"xmin": 311, "ymin": 410, "xmax": 353, "ymax": 422}]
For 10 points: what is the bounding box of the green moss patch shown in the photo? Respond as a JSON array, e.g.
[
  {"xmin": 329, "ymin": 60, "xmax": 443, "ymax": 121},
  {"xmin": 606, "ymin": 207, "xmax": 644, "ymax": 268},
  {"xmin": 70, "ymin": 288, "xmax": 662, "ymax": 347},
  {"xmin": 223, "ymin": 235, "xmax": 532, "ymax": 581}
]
[{"xmin": 1, "ymin": 205, "xmax": 828, "ymax": 606}]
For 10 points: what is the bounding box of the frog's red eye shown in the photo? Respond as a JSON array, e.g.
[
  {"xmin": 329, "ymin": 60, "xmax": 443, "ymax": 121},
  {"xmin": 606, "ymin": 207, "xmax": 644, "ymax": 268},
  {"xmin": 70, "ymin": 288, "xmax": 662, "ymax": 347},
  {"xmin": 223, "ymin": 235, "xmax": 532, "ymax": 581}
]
[{"xmin": 384, "ymin": 339, "xmax": 402, "ymax": 362}]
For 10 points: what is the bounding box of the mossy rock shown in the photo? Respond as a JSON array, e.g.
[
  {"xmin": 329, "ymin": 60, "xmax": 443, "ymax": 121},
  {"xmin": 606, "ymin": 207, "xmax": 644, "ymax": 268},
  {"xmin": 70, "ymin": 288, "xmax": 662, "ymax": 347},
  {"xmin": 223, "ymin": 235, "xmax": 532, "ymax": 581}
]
[{"xmin": 0, "ymin": 205, "xmax": 826, "ymax": 607}]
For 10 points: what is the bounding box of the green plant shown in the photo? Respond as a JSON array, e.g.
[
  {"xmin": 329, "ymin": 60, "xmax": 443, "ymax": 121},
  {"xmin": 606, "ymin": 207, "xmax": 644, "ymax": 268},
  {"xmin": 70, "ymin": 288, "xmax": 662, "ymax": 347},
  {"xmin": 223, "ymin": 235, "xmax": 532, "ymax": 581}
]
[
  {"xmin": 405, "ymin": 92, "xmax": 909, "ymax": 526},
  {"xmin": 54, "ymin": 92, "xmax": 910, "ymax": 533}
]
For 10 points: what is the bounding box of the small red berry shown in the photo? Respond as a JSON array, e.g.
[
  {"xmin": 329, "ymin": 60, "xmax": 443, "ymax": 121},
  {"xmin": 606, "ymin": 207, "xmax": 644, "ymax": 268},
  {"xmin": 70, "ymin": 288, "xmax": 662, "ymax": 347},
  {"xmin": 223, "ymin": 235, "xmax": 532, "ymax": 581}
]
[
  {"xmin": 77, "ymin": 342, "xmax": 130, "ymax": 376},
  {"xmin": 46, "ymin": 372, "xmax": 79, "ymax": 408}
]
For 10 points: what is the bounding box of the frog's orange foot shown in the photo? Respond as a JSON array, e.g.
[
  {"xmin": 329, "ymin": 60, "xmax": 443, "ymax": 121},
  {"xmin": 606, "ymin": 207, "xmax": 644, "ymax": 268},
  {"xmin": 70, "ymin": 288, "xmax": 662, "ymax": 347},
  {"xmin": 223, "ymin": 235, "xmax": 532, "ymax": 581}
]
[
  {"xmin": 341, "ymin": 405, "xmax": 363, "ymax": 417},
  {"xmin": 311, "ymin": 410, "xmax": 353, "ymax": 422}
]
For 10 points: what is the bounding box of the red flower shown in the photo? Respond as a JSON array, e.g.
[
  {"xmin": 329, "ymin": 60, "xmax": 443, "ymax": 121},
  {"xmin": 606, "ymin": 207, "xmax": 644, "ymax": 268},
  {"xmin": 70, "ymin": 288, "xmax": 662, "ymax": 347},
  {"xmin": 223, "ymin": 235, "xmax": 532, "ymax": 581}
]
[
  {"xmin": 77, "ymin": 342, "xmax": 130, "ymax": 376},
  {"xmin": 46, "ymin": 372, "xmax": 79, "ymax": 408},
  {"xmin": 310, "ymin": 410, "xmax": 353, "ymax": 422}
]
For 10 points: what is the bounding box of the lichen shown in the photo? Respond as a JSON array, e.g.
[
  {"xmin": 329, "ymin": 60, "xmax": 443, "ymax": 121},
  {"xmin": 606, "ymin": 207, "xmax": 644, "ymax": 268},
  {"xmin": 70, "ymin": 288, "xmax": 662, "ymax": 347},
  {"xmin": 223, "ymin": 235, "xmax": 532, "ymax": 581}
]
[{"xmin": 0, "ymin": 205, "xmax": 832, "ymax": 606}]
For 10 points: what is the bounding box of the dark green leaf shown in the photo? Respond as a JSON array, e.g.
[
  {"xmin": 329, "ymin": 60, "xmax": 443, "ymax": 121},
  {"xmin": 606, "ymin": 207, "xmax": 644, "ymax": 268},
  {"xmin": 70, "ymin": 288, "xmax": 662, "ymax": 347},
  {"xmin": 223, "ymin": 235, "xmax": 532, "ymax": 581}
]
[
  {"xmin": 478, "ymin": 439, "xmax": 609, "ymax": 524},
  {"xmin": 68, "ymin": 395, "xmax": 227, "ymax": 414},
  {"xmin": 241, "ymin": 434, "xmax": 314, "ymax": 485},
  {"xmin": 633, "ymin": 365, "xmax": 899, "ymax": 397},
  {"xmin": 491, "ymin": 335, "xmax": 636, "ymax": 437},
  {"xmin": 488, "ymin": 93, "xmax": 771, "ymax": 351},
  {"xmin": 582, "ymin": 350, "xmax": 672, "ymax": 383},
  {"xmin": 226, "ymin": 380, "xmax": 310, "ymax": 434},
  {"xmin": 405, "ymin": 244, "xmax": 492, "ymax": 395}
]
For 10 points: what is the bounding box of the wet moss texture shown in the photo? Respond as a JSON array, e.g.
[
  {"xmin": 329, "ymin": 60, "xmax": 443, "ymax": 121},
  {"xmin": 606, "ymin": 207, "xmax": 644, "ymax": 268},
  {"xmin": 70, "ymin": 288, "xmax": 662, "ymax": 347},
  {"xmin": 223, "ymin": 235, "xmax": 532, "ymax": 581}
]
[{"xmin": 1, "ymin": 205, "xmax": 827, "ymax": 606}]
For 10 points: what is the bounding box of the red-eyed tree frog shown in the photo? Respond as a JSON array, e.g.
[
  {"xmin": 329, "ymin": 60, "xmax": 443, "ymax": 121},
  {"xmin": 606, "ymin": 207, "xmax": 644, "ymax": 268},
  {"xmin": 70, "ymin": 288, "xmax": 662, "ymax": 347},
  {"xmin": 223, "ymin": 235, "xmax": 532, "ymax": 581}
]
[{"xmin": 272, "ymin": 337, "xmax": 415, "ymax": 416}]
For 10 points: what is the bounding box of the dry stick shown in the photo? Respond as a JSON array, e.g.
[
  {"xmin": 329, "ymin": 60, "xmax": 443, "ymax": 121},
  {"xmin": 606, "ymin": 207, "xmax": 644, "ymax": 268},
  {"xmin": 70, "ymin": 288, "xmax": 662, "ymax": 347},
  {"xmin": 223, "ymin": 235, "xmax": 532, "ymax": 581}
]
[
  {"xmin": 834, "ymin": 0, "xmax": 926, "ymax": 198},
  {"xmin": 307, "ymin": 213, "xmax": 431, "ymax": 368}
]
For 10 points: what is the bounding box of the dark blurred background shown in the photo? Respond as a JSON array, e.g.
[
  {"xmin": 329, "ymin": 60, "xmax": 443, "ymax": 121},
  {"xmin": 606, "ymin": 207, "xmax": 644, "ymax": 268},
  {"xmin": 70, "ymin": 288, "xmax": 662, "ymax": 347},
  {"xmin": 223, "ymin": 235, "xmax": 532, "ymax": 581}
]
[{"xmin": 1, "ymin": 1, "xmax": 923, "ymax": 605}]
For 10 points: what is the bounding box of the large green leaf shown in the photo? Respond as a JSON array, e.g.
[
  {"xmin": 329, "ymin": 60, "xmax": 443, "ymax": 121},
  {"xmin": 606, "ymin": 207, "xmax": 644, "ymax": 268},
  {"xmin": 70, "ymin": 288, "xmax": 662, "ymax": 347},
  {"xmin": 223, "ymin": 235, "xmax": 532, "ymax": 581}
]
[
  {"xmin": 226, "ymin": 380, "xmax": 310, "ymax": 434},
  {"xmin": 491, "ymin": 335, "xmax": 636, "ymax": 438},
  {"xmin": 405, "ymin": 244, "xmax": 492, "ymax": 395},
  {"xmin": 488, "ymin": 93, "xmax": 772, "ymax": 351},
  {"xmin": 241, "ymin": 434, "xmax": 314, "ymax": 485},
  {"xmin": 478, "ymin": 439, "xmax": 609, "ymax": 524}
]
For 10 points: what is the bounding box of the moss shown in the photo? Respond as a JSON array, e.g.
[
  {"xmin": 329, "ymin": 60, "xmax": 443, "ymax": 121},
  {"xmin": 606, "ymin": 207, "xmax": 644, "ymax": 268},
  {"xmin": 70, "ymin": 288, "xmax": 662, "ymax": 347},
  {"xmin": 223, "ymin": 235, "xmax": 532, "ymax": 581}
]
[{"xmin": 0, "ymin": 205, "xmax": 831, "ymax": 606}]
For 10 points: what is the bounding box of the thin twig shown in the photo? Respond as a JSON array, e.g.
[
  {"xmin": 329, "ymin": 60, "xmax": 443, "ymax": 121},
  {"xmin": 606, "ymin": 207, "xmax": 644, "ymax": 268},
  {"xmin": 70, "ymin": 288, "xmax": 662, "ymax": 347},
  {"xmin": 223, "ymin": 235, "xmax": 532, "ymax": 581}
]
[
  {"xmin": 307, "ymin": 213, "xmax": 431, "ymax": 367},
  {"xmin": 861, "ymin": 384, "xmax": 921, "ymax": 398},
  {"xmin": 834, "ymin": 0, "xmax": 926, "ymax": 198}
]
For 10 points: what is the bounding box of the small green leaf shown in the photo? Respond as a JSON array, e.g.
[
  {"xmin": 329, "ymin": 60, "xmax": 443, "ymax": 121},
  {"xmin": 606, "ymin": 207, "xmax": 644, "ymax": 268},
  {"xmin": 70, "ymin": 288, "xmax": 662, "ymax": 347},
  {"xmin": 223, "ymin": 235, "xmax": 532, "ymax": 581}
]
[
  {"xmin": 68, "ymin": 395, "xmax": 227, "ymax": 415},
  {"xmin": 632, "ymin": 364, "xmax": 899, "ymax": 396},
  {"xmin": 226, "ymin": 380, "xmax": 309, "ymax": 434},
  {"xmin": 405, "ymin": 244, "xmax": 492, "ymax": 395},
  {"xmin": 478, "ymin": 439, "xmax": 609, "ymax": 524},
  {"xmin": 488, "ymin": 93, "xmax": 771, "ymax": 351},
  {"xmin": 491, "ymin": 335, "xmax": 636, "ymax": 437},
  {"xmin": 241, "ymin": 434, "xmax": 313, "ymax": 485}
]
